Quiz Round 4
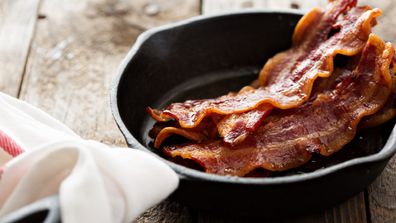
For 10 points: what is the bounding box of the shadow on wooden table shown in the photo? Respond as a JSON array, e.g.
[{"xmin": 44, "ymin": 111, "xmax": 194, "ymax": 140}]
[
  {"xmin": 191, "ymin": 209, "xmax": 325, "ymax": 223},
  {"xmin": 137, "ymin": 195, "xmax": 367, "ymax": 223}
]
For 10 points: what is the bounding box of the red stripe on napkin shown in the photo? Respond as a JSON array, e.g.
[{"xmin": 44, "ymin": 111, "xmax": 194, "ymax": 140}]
[{"xmin": 0, "ymin": 130, "xmax": 24, "ymax": 157}]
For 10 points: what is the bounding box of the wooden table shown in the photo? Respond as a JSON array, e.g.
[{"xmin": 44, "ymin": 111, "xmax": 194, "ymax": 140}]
[{"xmin": 1, "ymin": 0, "xmax": 395, "ymax": 222}]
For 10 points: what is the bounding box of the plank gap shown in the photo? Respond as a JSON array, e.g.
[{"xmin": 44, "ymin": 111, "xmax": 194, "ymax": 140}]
[
  {"xmin": 199, "ymin": 0, "xmax": 204, "ymax": 15},
  {"xmin": 364, "ymin": 189, "xmax": 373, "ymax": 223},
  {"xmin": 17, "ymin": 0, "xmax": 43, "ymax": 99},
  {"xmin": 0, "ymin": 0, "xmax": 41, "ymax": 97}
]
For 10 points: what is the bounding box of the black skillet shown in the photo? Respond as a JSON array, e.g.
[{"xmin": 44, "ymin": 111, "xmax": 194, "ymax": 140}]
[{"xmin": 110, "ymin": 10, "xmax": 396, "ymax": 218}]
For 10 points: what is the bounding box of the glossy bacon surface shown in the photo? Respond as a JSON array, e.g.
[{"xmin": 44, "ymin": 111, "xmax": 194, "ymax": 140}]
[
  {"xmin": 359, "ymin": 76, "xmax": 396, "ymax": 129},
  {"xmin": 217, "ymin": 104, "xmax": 272, "ymax": 145},
  {"xmin": 151, "ymin": 117, "xmax": 219, "ymax": 148},
  {"xmin": 359, "ymin": 58, "xmax": 396, "ymax": 129},
  {"xmin": 149, "ymin": 0, "xmax": 381, "ymax": 134},
  {"xmin": 163, "ymin": 35, "xmax": 394, "ymax": 176}
]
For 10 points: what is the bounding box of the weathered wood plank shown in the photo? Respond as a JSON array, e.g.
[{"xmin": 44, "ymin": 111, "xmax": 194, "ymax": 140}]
[
  {"xmin": 0, "ymin": 0, "xmax": 41, "ymax": 96},
  {"xmin": 202, "ymin": 0, "xmax": 327, "ymax": 14},
  {"xmin": 136, "ymin": 200, "xmax": 193, "ymax": 223},
  {"xmin": 20, "ymin": 0, "xmax": 200, "ymax": 145},
  {"xmin": 368, "ymin": 158, "xmax": 396, "ymax": 223},
  {"xmin": 194, "ymin": 194, "xmax": 366, "ymax": 223},
  {"xmin": 324, "ymin": 193, "xmax": 367, "ymax": 223},
  {"xmin": 19, "ymin": 0, "xmax": 200, "ymax": 221},
  {"xmin": 195, "ymin": 211, "xmax": 325, "ymax": 223}
]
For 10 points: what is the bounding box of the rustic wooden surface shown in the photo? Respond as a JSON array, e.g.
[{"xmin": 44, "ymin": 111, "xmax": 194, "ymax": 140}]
[
  {"xmin": 1, "ymin": 0, "xmax": 395, "ymax": 222},
  {"xmin": 0, "ymin": 0, "xmax": 41, "ymax": 96}
]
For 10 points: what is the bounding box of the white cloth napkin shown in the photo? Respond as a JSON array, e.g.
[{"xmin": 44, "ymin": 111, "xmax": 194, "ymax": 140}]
[{"xmin": 0, "ymin": 92, "xmax": 179, "ymax": 223}]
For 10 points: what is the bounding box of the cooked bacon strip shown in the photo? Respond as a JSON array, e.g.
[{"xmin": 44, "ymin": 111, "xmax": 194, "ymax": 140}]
[
  {"xmin": 360, "ymin": 76, "xmax": 396, "ymax": 129},
  {"xmin": 163, "ymin": 35, "xmax": 394, "ymax": 176},
  {"xmin": 360, "ymin": 108, "xmax": 396, "ymax": 129},
  {"xmin": 217, "ymin": 104, "xmax": 272, "ymax": 145},
  {"xmin": 218, "ymin": 60, "xmax": 355, "ymax": 145},
  {"xmin": 216, "ymin": 86, "xmax": 271, "ymax": 145},
  {"xmin": 392, "ymin": 53, "xmax": 396, "ymax": 74},
  {"xmin": 152, "ymin": 117, "xmax": 219, "ymax": 148},
  {"xmin": 147, "ymin": 107, "xmax": 173, "ymax": 122},
  {"xmin": 191, "ymin": 1, "xmax": 380, "ymax": 144},
  {"xmin": 149, "ymin": 0, "xmax": 381, "ymax": 135},
  {"xmin": 360, "ymin": 59, "xmax": 396, "ymax": 129},
  {"xmin": 154, "ymin": 127, "xmax": 207, "ymax": 149}
]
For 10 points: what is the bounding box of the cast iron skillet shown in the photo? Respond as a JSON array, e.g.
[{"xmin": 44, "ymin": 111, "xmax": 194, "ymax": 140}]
[
  {"xmin": 111, "ymin": 10, "xmax": 396, "ymax": 217},
  {"xmin": 0, "ymin": 195, "xmax": 60, "ymax": 223}
]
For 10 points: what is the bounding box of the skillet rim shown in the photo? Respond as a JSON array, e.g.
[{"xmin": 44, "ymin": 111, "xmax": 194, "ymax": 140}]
[{"xmin": 110, "ymin": 9, "xmax": 396, "ymax": 185}]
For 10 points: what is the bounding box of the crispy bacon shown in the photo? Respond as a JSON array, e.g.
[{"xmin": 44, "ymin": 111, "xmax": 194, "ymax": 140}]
[
  {"xmin": 163, "ymin": 34, "xmax": 394, "ymax": 176},
  {"xmin": 360, "ymin": 76, "xmax": 396, "ymax": 129},
  {"xmin": 149, "ymin": 0, "xmax": 381, "ymax": 147},
  {"xmin": 217, "ymin": 104, "xmax": 272, "ymax": 145},
  {"xmin": 359, "ymin": 58, "xmax": 396, "ymax": 129},
  {"xmin": 215, "ymin": 1, "xmax": 382, "ymax": 145},
  {"xmin": 360, "ymin": 108, "xmax": 396, "ymax": 129},
  {"xmin": 154, "ymin": 127, "xmax": 207, "ymax": 149},
  {"xmin": 151, "ymin": 117, "xmax": 219, "ymax": 148}
]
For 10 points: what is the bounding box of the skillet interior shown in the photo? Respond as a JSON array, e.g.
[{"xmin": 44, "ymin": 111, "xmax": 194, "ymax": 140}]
[{"xmin": 111, "ymin": 11, "xmax": 396, "ymax": 217}]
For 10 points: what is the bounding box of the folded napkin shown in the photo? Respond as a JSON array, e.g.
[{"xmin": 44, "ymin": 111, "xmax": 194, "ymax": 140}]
[{"xmin": 0, "ymin": 92, "xmax": 179, "ymax": 222}]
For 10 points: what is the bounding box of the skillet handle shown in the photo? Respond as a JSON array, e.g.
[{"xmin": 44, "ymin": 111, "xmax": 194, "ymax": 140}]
[{"xmin": 0, "ymin": 195, "xmax": 61, "ymax": 223}]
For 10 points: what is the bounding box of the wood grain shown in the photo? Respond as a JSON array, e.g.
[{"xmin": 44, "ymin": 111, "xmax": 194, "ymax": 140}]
[
  {"xmin": 194, "ymin": 193, "xmax": 366, "ymax": 223},
  {"xmin": 20, "ymin": 0, "xmax": 200, "ymax": 145},
  {"xmin": 0, "ymin": 0, "xmax": 41, "ymax": 96},
  {"xmin": 136, "ymin": 200, "xmax": 193, "ymax": 223},
  {"xmin": 194, "ymin": 210, "xmax": 325, "ymax": 223},
  {"xmin": 10, "ymin": 0, "xmax": 395, "ymax": 222},
  {"xmin": 202, "ymin": 0, "xmax": 327, "ymax": 14},
  {"xmin": 19, "ymin": 0, "xmax": 199, "ymax": 221},
  {"xmin": 368, "ymin": 157, "xmax": 396, "ymax": 223}
]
